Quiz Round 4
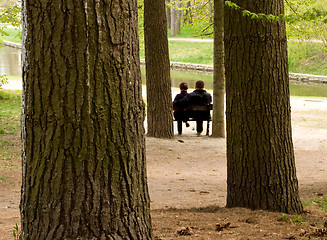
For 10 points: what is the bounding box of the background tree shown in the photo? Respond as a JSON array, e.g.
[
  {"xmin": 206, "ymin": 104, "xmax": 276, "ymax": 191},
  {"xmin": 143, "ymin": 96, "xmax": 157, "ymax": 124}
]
[
  {"xmin": 171, "ymin": 4, "xmax": 176, "ymax": 36},
  {"xmin": 21, "ymin": 0, "xmax": 153, "ymax": 239},
  {"xmin": 176, "ymin": 0, "xmax": 181, "ymax": 35},
  {"xmin": 211, "ymin": 0, "xmax": 225, "ymax": 138},
  {"xmin": 144, "ymin": 0, "xmax": 174, "ymax": 138},
  {"xmin": 166, "ymin": 0, "xmax": 172, "ymax": 29},
  {"xmin": 285, "ymin": 0, "xmax": 327, "ymax": 47},
  {"xmin": 225, "ymin": 0, "xmax": 303, "ymax": 213}
]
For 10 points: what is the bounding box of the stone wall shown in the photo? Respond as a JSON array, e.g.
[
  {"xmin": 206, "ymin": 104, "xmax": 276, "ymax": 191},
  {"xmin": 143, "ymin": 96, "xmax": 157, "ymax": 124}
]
[{"xmin": 4, "ymin": 40, "xmax": 22, "ymax": 49}]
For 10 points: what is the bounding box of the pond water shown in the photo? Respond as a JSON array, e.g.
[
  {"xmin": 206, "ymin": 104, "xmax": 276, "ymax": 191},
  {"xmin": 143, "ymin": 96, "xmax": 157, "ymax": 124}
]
[{"xmin": 1, "ymin": 46, "xmax": 326, "ymax": 98}]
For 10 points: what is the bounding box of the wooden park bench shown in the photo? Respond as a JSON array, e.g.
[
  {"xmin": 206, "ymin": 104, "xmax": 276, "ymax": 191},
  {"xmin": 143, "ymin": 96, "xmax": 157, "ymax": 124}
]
[{"xmin": 173, "ymin": 104, "xmax": 213, "ymax": 135}]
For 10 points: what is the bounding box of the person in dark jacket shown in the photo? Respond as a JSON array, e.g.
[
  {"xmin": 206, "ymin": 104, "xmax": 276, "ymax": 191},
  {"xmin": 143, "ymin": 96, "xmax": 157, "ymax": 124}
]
[
  {"xmin": 173, "ymin": 82, "xmax": 190, "ymax": 135},
  {"xmin": 188, "ymin": 80, "xmax": 212, "ymax": 135}
]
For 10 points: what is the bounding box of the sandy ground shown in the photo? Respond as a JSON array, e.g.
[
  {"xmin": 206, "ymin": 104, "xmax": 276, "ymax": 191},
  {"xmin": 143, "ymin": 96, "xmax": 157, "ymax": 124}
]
[{"xmin": 1, "ymin": 80, "xmax": 327, "ymax": 239}]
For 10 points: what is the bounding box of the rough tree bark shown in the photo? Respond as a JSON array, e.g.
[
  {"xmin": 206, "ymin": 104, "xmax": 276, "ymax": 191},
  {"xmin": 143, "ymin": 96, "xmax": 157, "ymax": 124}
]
[
  {"xmin": 225, "ymin": 0, "xmax": 303, "ymax": 213},
  {"xmin": 21, "ymin": 0, "xmax": 153, "ymax": 239},
  {"xmin": 212, "ymin": 0, "xmax": 225, "ymax": 138},
  {"xmin": 144, "ymin": 0, "xmax": 174, "ymax": 138}
]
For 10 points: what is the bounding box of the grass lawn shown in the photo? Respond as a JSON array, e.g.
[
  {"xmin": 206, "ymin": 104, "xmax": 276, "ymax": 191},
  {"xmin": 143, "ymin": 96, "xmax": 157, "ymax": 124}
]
[
  {"xmin": 0, "ymin": 28, "xmax": 21, "ymax": 44},
  {"xmin": 139, "ymin": 38, "xmax": 327, "ymax": 76},
  {"xmin": 0, "ymin": 90, "xmax": 21, "ymax": 136},
  {"xmin": 0, "ymin": 90, "xmax": 21, "ymax": 172}
]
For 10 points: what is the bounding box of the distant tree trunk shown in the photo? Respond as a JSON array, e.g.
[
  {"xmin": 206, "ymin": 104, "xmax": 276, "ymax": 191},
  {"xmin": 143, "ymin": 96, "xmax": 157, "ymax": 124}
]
[
  {"xmin": 185, "ymin": 1, "xmax": 192, "ymax": 24},
  {"xmin": 225, "ymin": 0, "xmax": 303, "ymax": 213},
  {"xmin": 20, "ymin": 0, "xmax": 153, "ymax": 239},
  {"xmin": 209, "ymin": 0, "xmax": 213, "ymax": 23},
  {"xmin": 212, "ymin": 0, "xmax": 225, "ymax": 138},
  {"xmin": 166, "ymin": 0, "xmax": 171, "ymax": 29},
  {"xmin": 176, "ymin": 1, "xmax": 181, "ymax": 35},
  {"xmin": 171, "ymin": 6, "xmax": 176, "ymax": 36},
  {"xmin": 144, "ymin": 0, "xmax": 174, "ymax": 138}
]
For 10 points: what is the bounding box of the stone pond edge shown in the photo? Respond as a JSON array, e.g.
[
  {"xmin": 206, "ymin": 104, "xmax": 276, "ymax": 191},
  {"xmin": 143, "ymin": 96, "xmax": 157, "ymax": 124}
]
[{"xmin": 3, "ymin": 41, "xmax": 327, "ymax": 86}]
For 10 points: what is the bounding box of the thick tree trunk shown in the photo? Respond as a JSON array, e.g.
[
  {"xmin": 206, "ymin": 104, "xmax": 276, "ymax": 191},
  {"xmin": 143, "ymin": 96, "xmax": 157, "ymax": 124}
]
[
  {"xmin": 225, "ymin": 0, "xmax": 303, "ymax": 213},
  {"xmin": 212, "ymin": 0, "xmax": 225, "ymax": 138},
  {"xmin": 21, "ymin": 0, "xmax": 153, "ymax": 239},
  {"xmin": 144, "ymin": 0, "xmax": 174, "ymax": 138}
]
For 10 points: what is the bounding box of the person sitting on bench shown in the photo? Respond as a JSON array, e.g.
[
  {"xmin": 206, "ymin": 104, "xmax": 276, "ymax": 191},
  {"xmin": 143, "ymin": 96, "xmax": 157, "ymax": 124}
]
[
  {"xmin": 188, "ymin": 80, "xmax": 212, "ymax": 136},
  {"xmin": 173, "ymin": 82, "xmax": 190, "ymax": 135}
]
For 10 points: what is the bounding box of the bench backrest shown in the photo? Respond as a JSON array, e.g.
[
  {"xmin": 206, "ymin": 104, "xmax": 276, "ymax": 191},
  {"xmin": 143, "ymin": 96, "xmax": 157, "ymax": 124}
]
[
  {"xmin": 173, "ymin": 104, "xmax": 212, "ymax": 121},
  {"xmin": 173, "ymin": 104, "xmax": 212, "ymax": 111}
]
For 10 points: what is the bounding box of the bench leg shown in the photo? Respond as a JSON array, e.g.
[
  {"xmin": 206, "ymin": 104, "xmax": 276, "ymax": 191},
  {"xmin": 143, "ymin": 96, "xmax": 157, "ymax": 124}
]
[
  {"xmin": 177, "ymin": 121, "xmax": 183, "ymax": 135},
  {"xmin": 206, "ymin": 121, "xmax": 210, "ymax": 136}
]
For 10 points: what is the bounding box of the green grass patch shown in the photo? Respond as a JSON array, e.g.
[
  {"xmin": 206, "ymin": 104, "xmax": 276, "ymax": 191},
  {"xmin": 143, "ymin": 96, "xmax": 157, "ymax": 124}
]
[
  {"xmin": 168, "ymin": 25, "xmax": 213, "ymax": 39},
  {"xmin": 5, "ymin": 75, "xmax": 21, "ymax": 80},
  {"xmin": 140, "ymin": 41, "xmax": 213, "ymax": 66},
  {"xmin": 0, "ymin": 90, "xmax": 21, "ymax": 135},
  {"xmin": 169, "ymin": 41, "xmax": 213, "ymax": 65},
  {"xmin": 288, "ymin": 41, "xmax": 327, "ymax": 76},
  {"xmin": 0, "ymin": 28, "xmax": 21, "ymax": 44}
]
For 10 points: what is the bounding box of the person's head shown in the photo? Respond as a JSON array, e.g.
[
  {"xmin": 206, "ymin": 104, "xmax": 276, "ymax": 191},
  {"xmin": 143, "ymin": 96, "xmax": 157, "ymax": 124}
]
[
  {"xmin": 195, "ymin": 80, "xmax": 204, "ymax": 89},
  {"xmin": 179, "ymin": 82, "xmax": 188, "ymax": 91}
]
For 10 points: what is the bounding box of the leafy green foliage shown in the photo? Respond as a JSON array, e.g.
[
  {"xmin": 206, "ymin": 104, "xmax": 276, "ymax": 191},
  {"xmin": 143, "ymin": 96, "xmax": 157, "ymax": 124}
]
[
  {"xmin": 0, "ymin": 0, "xmax": 21, "ymax": 43},
  {"xmin": 285, "ymin": 0, "xmax": 327, "ymax": 47},
  {"xmin": 138, "ymin": 0, "xmax": 144, "ymax": 51},
  {"xmin": 173, "ymin": 0, "xmax": 214, "ymax": 37},
  {"xmin": 0, "ymin": 75, "xmax": 8, "ymax": 89}
]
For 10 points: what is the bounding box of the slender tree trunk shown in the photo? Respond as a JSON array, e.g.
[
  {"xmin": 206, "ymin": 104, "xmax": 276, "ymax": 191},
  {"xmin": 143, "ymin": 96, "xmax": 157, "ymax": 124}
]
[
  {"xmin": 166, "ymin": 0, "xmax": 171, "ymax": 29},
  {"xmin": 209, "ymin": 0, "xmax": 213, "ymax": 23},
  {"xmin": 212, "ymin": 0, "xmax": 225, "ymax": 138},
  {"xmin": 176, "ymin": 0, "xmax": 181, "ymax": 35},
  {"xmin": 171, "ymin": 5, "xmax": 176, "ymax": 37},
  {"xmin": 225, "ymin": 0, "xmax": 303, "ymax": 213},
  {"xmin": 144, "ymin": 0, "xmax": 174, "ymax": 138},
  {"xmin": 185, "ymin": 1, "xmax": 192, "ymax": 24},
  {"xmin": 21, "ymin": 0, "xmax": 153, "ymax": 239}
]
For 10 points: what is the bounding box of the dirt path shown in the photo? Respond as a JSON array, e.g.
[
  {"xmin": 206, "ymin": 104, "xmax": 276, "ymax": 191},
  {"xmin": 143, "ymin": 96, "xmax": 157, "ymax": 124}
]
[{"xmin": 0, "ymin": 85, "xmax": 326, "ymax": 238}]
